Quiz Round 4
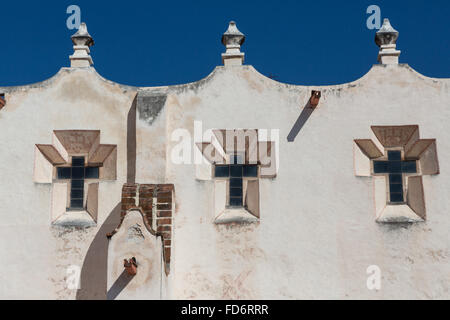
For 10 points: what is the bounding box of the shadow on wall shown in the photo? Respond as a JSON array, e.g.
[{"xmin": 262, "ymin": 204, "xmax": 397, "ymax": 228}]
[
  {"xmin": 75, "ymin": 203, "xmax": 121, "ymax": 300},
  {"xmin": 106, "ymin": 270, "xmax": 134, "ymax": 300},
  {"xmin": 287, "ymin": 100, "xmax": 316, "ymax": 142},
  {"xmin": 127, "ymin": 96, "xmax": 137, "ymax": 183},
  {"xmin": 76, "ymin": 95, "xmax": 138, "ymax": 300}
]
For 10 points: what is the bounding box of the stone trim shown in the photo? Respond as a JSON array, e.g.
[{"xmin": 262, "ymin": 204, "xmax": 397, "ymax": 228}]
[
  {"xmin": 355, "ymin": 125, "xmax": 439, "ymax": 222},
  {"xmin": 196, "ymin": 128, "xmax": 277, "ymax": 223},
  {"xmin": 35, "ymin": 130, "xmax": 118, "ymax": 227}
]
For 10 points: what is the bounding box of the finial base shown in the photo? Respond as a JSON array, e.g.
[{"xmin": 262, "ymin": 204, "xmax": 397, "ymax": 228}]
[
  {"xmin": 222, "ymin": 52, "xmax": 245, "ymax": 66},
  {"xmin": 378, "ymin": 44, "xmax": 401, "ymax": 65},
  {"xmin": 70, "ymin": 45, "xmax": 94, "ymax": 68}
]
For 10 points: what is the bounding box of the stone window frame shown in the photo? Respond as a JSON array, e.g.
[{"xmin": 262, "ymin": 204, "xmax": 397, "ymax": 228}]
[
  {"xmin": 34, "ymin": 130, "xmax": 117, "ymax": 227},
  {"xmin": 354, "ymin": 125, "xmax": 439, "ymax": 223},
  {"xmin": 196, "ymin": 129, "xmax": 277, "ymax": 224}
]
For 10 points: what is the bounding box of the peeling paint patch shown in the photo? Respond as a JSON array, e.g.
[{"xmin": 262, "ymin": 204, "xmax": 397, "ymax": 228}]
[
  {"xmin": 50, "ymin": 226, "xmax": 96, "ymax": 300},
  {"xmin": 137, "ymin": 93, "xmax": 167, "ymax": 125},
  {"xmin": 127, "ymin": 224, "xmax": 145, "ymax": 244}
]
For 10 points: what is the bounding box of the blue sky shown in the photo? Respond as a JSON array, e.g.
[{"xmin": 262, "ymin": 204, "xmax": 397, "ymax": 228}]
[{"xmin": 0, "ymin": 0, "xmax": 449, "ymax": 87}]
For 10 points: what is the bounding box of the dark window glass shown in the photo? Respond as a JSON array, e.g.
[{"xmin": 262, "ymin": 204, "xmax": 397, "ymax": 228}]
[
  {"xmin": 373, "ymin": 153, "xmax": 414, "ymax": 205},
  {"xmin": 72, "ymin": 167, "xmax": 85, "ymax": 179},
  {"xmin": 215, "ymin": 166, "xmax": 229, "ymax": 177},
  {"xmin": 85, "ymin": 167, "xmax": 99, "ymax": 179},
  {"xmin": 389, "ymin": 184, "xmax": 403, "ymax": 193},
  {"xmin": 389, "ymin": 174, "xmax": 402, "ymax": 184},
  {"xmin": 71, "ymin": 189, "xmax": 84, "ymax": 199},
  {"xmin": 373, "ymin": 161, "xmax": 388, "ymax": 173},
  {"xmin": 230, "ymin": 178, "xmax": 243, "ymax": 188},
  {"xmin": 215, "ymin": 159, "xmax": 260, "ymax": 208},
  {"xmin": 390, "ymin": 193, "xmax": 404, "ymax": 203},
  {"xmin": 230, "ymin": 165, "xmax": 243, "ymax": 177},
  {"xmin": 243, "ymin": 165, "xmax": 258, "ymax": 177},
  {"xmin": 388, "ymin": 151, "xmax": 401, "ymax": 161},
  {"xmin": 57, "ymin": 167, "xmax": 71, "ymax": 179},
  {"xmin": 230, "ymin": 188, "xmax": 243, "ymax": 197},
  {"xmin": 72, "ymin": 157, "xmax": 85, "ymax": 167},
  {"xmin": 55, "ymin": 156, "xmax": 99, "ymax": 210},
  {"xmin": 229, "ymin": 197, "xmax": 243, "ymax": 207},
  {"xmin": 387, "ymin": 161, "xmax": 402, "ymax": 173},
  {"xmin": 70, "ymin": 199, "xmax": 84, "ymax": 209},
  {"xmin": 71, "ymin": 180, "xmax": 84, "ymax": 189},
  {"xmin": 401, "ymin": 161, "xmax": 417, "ymax": 173}
]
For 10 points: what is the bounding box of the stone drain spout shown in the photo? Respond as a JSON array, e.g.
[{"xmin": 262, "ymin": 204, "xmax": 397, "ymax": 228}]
[{"xmin": 123, "ymin": 257, "xmax": 138, "ymax": 276}]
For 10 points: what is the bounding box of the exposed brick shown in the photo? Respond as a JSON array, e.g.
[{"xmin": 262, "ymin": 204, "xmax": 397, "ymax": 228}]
[
  {"xmin": 123, "ymin": 184, "xmax": 138, "ymax": 192},
  {"xmin": 158, "ymin": 184, "xmax": 174, "ymax": 191},
  {"xmin": 118, "ymin": 183, "xmax": 174, "ymax": 276},
  {"xmin": 140, "ymin": 185, "xmax": 153, "ymax": 189},
  {"xmin": 121, "ymin": 204, "xmax": 136, "ymax": 211},
  {"xmin": 157, "ymin": 203, "xmax": 172, "ymax": 210},
  {"xmin": 157, "ymin": 191, "xmax": 172, "ymax": 198},
  {"xmin": 161, "ymin": 231, "xmax": 171, "ymax": 239},
  {"xmin": 157, "ymin": 218, "xmax": 172, "ymax": 225},
  {"xmin": 140, "ymin": 204, "xmax": 153, "ymax": 211},
  {"xmin": 139, "ymin": 190, "xmax": 154, "ymax": 196},
  {"xmin": 157, "ymin": 225, "xmax": 172, "ymax": 232},
  {"xmin": 139, "ymin": 185, "xmax": 155, "ymax": 192},
  {"xmin": 157, "ymin": 210, "xmax": 172, "ymax": 218},
  {"xmin": 121, "ymin": 198, "xmax": 136, "ymax": 205},
  {"xmin": 164, "ymin": 248, "xmax": 171, "ymax": 263},
  {"xmin": 123, "ymin": 183, "xmax": 138, "ymax": 187},
  {"xmin": 157, "ymin": 197, "xmax": 172, "ymax": 204}
]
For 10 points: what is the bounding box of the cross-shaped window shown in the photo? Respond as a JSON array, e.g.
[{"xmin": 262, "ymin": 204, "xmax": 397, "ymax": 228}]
[
  {"xmin": 214, "ymin": 155, "xmax": 258, "ymax": 207},
  {"xmin": 56, "ymin": 156, "xmax": 99, "ymax": 210},
  {"xmin": 373, "ymin": 151, "xmax": 417, "ymax": 203}
]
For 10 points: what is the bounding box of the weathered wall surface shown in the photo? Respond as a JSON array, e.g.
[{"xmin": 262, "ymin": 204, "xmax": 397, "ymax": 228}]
[
  {"xmin": 0, "ymin": 68, "xmax": 136, "ymax": 299},
  {"xmin": 141, "ymin": 64, "xmax": 450, "ymax": 299},
  {"xmin": 1, "ymin": 62, "xmax": 449, "ymax": 299},
  {"xmin": 107, "ymin": 210, "xmax": 163, "ymax": 300}
]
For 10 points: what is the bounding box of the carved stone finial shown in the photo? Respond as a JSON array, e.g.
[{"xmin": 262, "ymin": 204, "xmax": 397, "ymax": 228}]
[
  {"xmin": 69, "ymin": 23, "xmax": 94, "ymax": 68},
  {"xmin": 375, "ymin": 18, "xmax": 399, "ymax": 46},
  {"xmin": 375, "ymin": 19, "xmax": 401, "ymax": 65},
  {"xmin": 221, "ymin": 21, "xmax": 245, "ymax": 66}
]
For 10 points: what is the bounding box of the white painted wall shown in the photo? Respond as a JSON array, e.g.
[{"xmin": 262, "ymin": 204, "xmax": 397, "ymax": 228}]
[
  {"xmin": 0, "ymin": 62, "xmax": 449, "ymax": 299},
  {"xmin": 153, "ymin": 64, "xmax": 450, "ymax": 299},
  {"xmin": 0, "ymin": 68, "xmax": 136, "ymax": 299},
  {"xmin": 107, "ymin": 210, "xmax": 163, "ymax": 300}
]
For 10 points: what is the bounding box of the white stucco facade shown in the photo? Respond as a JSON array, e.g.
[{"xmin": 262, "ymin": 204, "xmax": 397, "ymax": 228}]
[{"xmin": 0, "ymin": 21, "xmax": 449, "ymax": 300}]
